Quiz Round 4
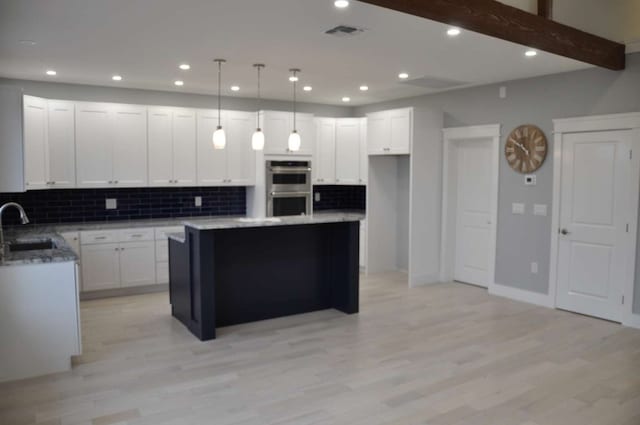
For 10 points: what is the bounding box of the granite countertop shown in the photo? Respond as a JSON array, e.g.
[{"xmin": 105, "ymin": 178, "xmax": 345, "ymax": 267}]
[
  {"xmin": 184, "ymin": 212, "xmax": 366, "ymax": 231},
  {"xmin": 0, "ymin": 230, "xmax": 78, "ymax": 267}
]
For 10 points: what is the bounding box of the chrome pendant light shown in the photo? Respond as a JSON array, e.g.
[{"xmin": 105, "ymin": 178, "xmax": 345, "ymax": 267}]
[
  {"xmin": 212, "ymin": 58, "xmax": 226, "ymax": 149},
  {"xmin": 251, "ymin": 64, "xmax": 265, "ymax": 151},
  {"xmin": 288, "ymin": 68, "xmax": 301, "ymax": 152}
]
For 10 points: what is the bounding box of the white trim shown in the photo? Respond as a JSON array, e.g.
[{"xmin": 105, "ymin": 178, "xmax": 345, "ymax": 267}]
[
  {"xmin": 440, "ymin": 124, "xmax": 500, "ymax": 292},
  {"xmin": 550, "ymin": 113, "xmax": 640, "ymax": 327},
  {"xmin": 489, "ymin": 282, "xmax": 554, "ymax": 308},
  {"xmin": 410, "ymin": 272, "xmax": 441, "ymax": 287},
  {"xmin": 625, "ymin": 40, "xmax": 640, "ymax": 54}
]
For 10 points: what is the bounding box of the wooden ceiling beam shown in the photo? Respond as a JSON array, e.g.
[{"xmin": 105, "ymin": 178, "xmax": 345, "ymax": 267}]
[{"xmin": 358, "ymin": 0, "xmax": 625, "ymax": 70}]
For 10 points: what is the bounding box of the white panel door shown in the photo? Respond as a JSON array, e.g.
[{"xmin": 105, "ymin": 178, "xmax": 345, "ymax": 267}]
[
  {"xmin": 75, "ymin": 103, "xmax": 113, "ymax": 187},
  {"xmin": 389, "ymin": 109, "xmax": 411, "ymax": 154},
  {"xmin": 46, "ymin": 100, "xmax": 76, "ymax": 188},
  {"xmin": 314, "ymin": 118, "xmax": 336, "ymax": 184},
  {"xmin": 556, "ymin": 130, "xmax": 632, "ymax": 322},
  {"xmin": 23, "ymin": 96, "xmax": 48, "ymax": 190},
  {"xmin": 359, "ymin": 118, "xmax": 368, "ymax": 184},
  {"xmin": 367, "ymin": 114, "xmax": 389, "ymax": 155},
  {"xmin": 80, "ymin": 243, "xmax": 120, "ymax": 291},
  {"xmin": 112, "ymin": 105, "xmax": 147, "ymax": 187},
  {"xmin": 226, "ymin": 111, "xmax": 256, "ymax": 185},
  {"xmin": 197, "ymin": 110, "xmax": 227, "ymax": 185},
  {"xmin": 263, "ymin": 111, "xmax": 290, "ymax": 155},
  {"xmin": 148, "ymin": 107, "xmax": 173, "ymax": 186},
  {"xmin": 335, "ymin": 118, "xmax": 361, "ymax": 184},
  {"xmin": 454, "ymin": 140, "xmax": 493, "ymax": 287},
  {"xmin": 119, "ymin": 241, "xmax": 156, "ymax": 288},
  {"xmin": 172, "ymin": 109, "xmax": 197, "ymax": 186}
]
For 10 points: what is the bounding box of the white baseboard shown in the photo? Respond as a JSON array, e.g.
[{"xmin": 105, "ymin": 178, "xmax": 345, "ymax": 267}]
[
  {"xmin": 489, "ymin": 282, "xmax": 554, "ymax": 308},
  {"xmin": 410, "ymin": 272, "xmax": 441, "ymax": 288},
  {"xmin": 624, "ymin": 313, "xmax": 640, "ymax": 329}
]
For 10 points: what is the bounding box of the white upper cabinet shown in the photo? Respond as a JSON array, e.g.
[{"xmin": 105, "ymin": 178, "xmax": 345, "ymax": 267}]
[
  {"xmin": 197, "ymin": 110, "xmax": 227, "ymax": 185},
  {"xmin": 112, "ymin": 104, "xmax": 147, "ymax": 187},
  {"xmin": 367, "ymin": 107, "xmax": 412, "ymax": 155},
  {"xmin": 75, "ymin": 102, "xmax": 113, "ymax": 188},
  {"xmin": 148, "ymin": 107, "xmax": 196, "ymax": 187},
  {"xmin": 225, "ymin": 110, "xmax": 256, "ymax": 185},
  {"xmin": 262, "ymin": 111, "xmax": 314, "ymax": 156},
  {"xmin": 23, "ymin": 96, "xmax": 48, "ymax": 189},
  {"xmin": 47, "ymin": 100, "xmax": 76, "ymax": 188},
  {"xmin": 335, "ymin": 118, "xmax": 361, "ymax": 185},
  {"xmin": 359, "ymin": 118, "xmax": 368, "ymax": 184},
  {"xmin": 314, "ymin": 118, "xmax": 336, "ymax": 184}
]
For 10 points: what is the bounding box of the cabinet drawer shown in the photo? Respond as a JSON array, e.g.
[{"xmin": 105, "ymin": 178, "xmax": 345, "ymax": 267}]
[
  {"xmin": 80, "ymin": 230, "xmax": 118, "ymax": 245},
  {"xmin": 155, "ymin": 240, "xmax": 169, "ymax": 262},
  {"xmin": 154, "ymin": 226, "xmax": 184, "ymax": 240},
  {"xmin": 119, "ymin": 228, "xmax": 155, "ymax": 242}
]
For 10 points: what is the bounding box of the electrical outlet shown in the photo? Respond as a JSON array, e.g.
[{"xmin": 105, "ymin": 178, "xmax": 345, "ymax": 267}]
[
  {"xmin": 533, "ymin": 204, "xmax": 547, "ymax": 217},
  {"xmin": 499, "ymin": 86, "xmax": 507, "ymax": 99},
  {"xmin": 194, "ymin": 196, "xmax": 202, "ymax": 207},
  {"xmin": 105, "ymin": 198, "xmax": 117, "ymax": 210},
  {"xmin": 314, "ymin": 192, "xmax": 321, "ymax": 202},
  {"xmin": 531, "ymin": 262, "xmax": 538, "ymax": 274},
  {"xmin": 512, "ymin": 203, "xmax": 525, "ymax": 215}
]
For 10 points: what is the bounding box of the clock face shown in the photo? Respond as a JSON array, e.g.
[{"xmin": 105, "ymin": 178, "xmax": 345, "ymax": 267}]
[{"xmin": 505, "ymin": 125, "xmax": 547, "ymax": 174}]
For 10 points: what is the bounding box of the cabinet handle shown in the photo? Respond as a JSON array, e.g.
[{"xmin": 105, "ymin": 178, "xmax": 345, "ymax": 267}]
[
  {"xmin": 131, "ymin": 234, "xmax": 143, "ymax": 238},
  {"xmin": 95, "ymin": 236, "xmax": 107, "ymax": 240},
  {"xmin": 114, "ymin": 180, "xmax": 119, "ymax": 184},
  {"xmin": 108, "ymin": 181, "xmax": 113, "ymax": 184},
  {"xmin": 51, "ymin": 181, "xmax": 56, "ymax": 185}
]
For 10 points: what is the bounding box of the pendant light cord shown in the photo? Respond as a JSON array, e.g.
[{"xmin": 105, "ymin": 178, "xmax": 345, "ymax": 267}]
[
  {"xmin": 257, "ymin": 65, "xmax": 261, "ymax": 129},
  {"xmin": 217, "ymin": 60, "xmax": 222, "ymax": 127},
  {"xmin": 293, "ymin": 70, "xmax": 297, "ymax": 132}
]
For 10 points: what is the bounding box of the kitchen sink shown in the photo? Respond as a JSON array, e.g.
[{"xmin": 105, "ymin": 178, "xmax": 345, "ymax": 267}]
[{"xmin": 7, "ymin": 240, "xmax": 55, "ymax": 252}]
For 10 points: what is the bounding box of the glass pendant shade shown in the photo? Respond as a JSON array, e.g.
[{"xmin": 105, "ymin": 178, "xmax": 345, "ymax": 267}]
[
  {"xmin": 288, "ymin": 130, "xmax": 301, "ymax": 152},
  {"xmin": 252, "ymin": 128, "xmax": 265, "ymax": 150},
  {"xmin": 213, "ymin": 125, "xmax": 226, "ymax": 149}
]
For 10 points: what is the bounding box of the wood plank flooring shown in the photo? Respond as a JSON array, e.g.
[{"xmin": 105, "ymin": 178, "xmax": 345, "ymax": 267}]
[{"xmin": 1, "ymin": 272, "xmax": 639, "ymax": 425}]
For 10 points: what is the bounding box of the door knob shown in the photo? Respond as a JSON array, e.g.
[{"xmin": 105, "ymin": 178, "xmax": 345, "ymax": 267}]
[{"xmin": 560, "ymin": 228, "xmax": 570, "ymax": 235}]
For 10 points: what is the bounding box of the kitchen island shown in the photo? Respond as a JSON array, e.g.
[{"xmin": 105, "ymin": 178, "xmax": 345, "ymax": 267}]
[{"xmin": 168, "ymin": 213, "xmax": 363, "ymax": 341}]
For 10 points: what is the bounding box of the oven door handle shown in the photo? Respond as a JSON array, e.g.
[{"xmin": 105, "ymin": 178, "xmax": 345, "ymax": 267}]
[
  {"xmin": 269, "ymin": 167, "xmax": 312, "ymax": 173},
  {"xmin": 270, "ymin": 191, "xmax": 311, "ymax": 197}
]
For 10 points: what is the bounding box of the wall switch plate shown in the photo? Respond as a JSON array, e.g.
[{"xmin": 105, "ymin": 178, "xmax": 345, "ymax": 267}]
[
  {"xmin": 499, "ymin": 86, "xmax": 507, "ymax": 99},
  {"xmin": 194, "ymin": 196, "xmax": 202, "ymax": 207},
  {"xmin": 314, "ymin": 192, "xmax": 321, "ymax": 202},
  {"xmin": 531, "ymin": 262, "xmax": 538, "ymax": 274},
  {"xmin": 533, "ymin": 204, "xmax": 547, "ymax": 216},
  {"xmin": 105, "ymin": 198, "xmax": 117, "ymax": 210},
  {"xmin": 512, "ymin": 203, "xmax": 525, "ymax": 215},
  {"xmin": 524, "ymin": 174, "xmax": 536, "ymax": 186}
]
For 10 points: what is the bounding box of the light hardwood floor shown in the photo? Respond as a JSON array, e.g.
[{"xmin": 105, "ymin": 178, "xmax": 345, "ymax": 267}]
[{"xmin": 1, "ymin": 272, "xmax": 640, "ymax": 425}]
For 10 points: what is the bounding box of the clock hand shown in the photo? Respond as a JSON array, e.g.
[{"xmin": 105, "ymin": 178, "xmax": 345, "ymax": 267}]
[{"xmin": 514, "ymin": 141, "xmax": 530, "ymax": 156}]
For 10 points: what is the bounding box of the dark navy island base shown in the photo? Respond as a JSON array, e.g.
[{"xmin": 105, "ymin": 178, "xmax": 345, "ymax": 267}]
[{"xmin": 168, "ymin": 218, "xmax": 360, "ymax": 341}]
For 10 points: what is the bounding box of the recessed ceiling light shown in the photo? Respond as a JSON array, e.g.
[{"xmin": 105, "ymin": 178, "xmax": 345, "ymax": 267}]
[
  {"xmin": 289, "ymin": 75, "xmax": 299, "ymax": 82},
  {"xmin": 174, "ymin": 80, "xmax": 184, "ymax": 86},
  {"xmin": 342, "ymin": 97, "xmax": 351, "ymax": 102},
  {"xmin": 525, "ymin": 49, "xmax": 538, "ymax": 57},
  {"xmin": 359, "ymin": 85, "xmax": 369, "ymax": 91},
  {"xmin": 334, "ymin": 0, "xmax": 349, "ymax": 8},
  {"xmin": 179, "ymin": 63, "xmax": 191, "ymax": 70},
  {"xmin": 112, "ymin": 75, "xmax": 122, "ymax": 81},
  {"xmin": 447, "ymin": 27, "xmax": 461, "ymax": 37},
  {"xmin": 45, "ymin": 70, "xmax": 57, "ymax": 76},
  {"xmin": 398, "ymin": 72, "xmax": 409, "ymax": 79},
  {"xmin": 230, "ymin": 85, "xmax": 240, "ymax": 91},
  {"xmin": 303, "ymin": 86, "xmax": 313, "ymax": 91}
]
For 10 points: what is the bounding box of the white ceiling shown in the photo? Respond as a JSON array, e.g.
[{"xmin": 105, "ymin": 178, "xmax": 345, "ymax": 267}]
[{"xmin": 0, "ymin": 0, "xmax": 597, "ymax": 106}]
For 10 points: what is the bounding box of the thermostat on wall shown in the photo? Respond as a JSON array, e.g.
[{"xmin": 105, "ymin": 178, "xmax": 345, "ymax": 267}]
[{"xmin": 524, "ymin": 174, "xmax": 536, "ymax": 186}]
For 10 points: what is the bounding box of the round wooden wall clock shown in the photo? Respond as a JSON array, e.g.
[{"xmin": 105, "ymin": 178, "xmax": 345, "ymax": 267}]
[{"xmin": 505, "ymin": 125, "xmax": 548, "ymax": 173}]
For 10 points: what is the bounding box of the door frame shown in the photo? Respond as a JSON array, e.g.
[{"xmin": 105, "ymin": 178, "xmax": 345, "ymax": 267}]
[
  {"xmin": 550, "ymin": 112, "xmax": 640, "ymax": 327},
  {"xmin": 440, "ymin": 124, "xmax": 500, "ymax": 291}
]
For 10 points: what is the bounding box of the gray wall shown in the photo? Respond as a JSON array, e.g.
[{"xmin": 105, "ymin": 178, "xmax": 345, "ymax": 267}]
[
  {"xmin": 0, "ymin": 77, "xmax": 353, "ymax": 117},
  {"xmin": 355, "ymin": 53, "xmax": 640, "ymax": 314}
]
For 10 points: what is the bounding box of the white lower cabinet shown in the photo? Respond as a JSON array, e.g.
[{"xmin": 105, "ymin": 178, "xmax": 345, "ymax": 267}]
[
  {"xmin": 81, "ymin": 243, "xmax": 121, "ymax": 291},
  {"xmin": 119, "ymin": 241, "xmax": 156, "ymax": 288}
]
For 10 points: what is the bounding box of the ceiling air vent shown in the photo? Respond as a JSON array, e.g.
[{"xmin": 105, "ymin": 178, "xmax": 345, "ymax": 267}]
[{"xmin": 325, "ymin": 25, "xmax": 365, "ymax": 37}]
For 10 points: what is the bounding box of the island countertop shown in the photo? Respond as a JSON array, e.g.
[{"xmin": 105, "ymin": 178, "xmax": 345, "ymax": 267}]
[{"xmin": 182, "ymin": 212, "xmax": 365, "ymax": 231}]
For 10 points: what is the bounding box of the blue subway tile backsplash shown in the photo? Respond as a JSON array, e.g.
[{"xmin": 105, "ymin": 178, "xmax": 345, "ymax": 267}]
[
  {"xmin": 313, "ymin": 185, "xmax": 365, "ymax": 211},
  {"xmin": 0, "ymin": 187, "xmax": 246, "ymax": 225}
]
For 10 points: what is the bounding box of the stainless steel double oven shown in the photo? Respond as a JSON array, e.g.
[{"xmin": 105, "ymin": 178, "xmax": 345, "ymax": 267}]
[{"xmin": 266, "ymin": 160, "xmax": 312, "ymax": 217}]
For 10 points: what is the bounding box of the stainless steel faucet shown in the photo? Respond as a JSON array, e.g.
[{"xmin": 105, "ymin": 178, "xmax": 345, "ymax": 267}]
[{"xmin": 0, "ymin": 202, "xmax": 30, "ymax": 259}]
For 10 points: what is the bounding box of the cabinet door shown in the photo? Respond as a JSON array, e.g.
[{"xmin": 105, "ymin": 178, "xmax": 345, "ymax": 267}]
[
  {"xmin": 172, "ymin": 109, "xmax": 197, "ymax": 186},
  {"xmin": 148, "ymin": 107, "xmax": 173, "ymax": 187},
  {"xmin": 314, "ymin": 118, "xmax": 336, "ymax": 184},
  {"xmin": 293, "ymin": 114, "xmax": 315, "ymax": 156},
  {"xmin": 359, "ymin": 118, "xmax": 368, "ymax": 184},
  {"xmin": 389, "ymin": 108, "xmax": 412, "ymax": 154},
  {"xmin": 197, "ymin": 110, "xmax": 227, "ymax": 185},
  {"xmin": 47, "ymin": 100, "xmax": 76, "ymax": 188},
  {"xmin": 366, "ymin": 113, "xmax": 390, "ymax": 155},
  {"xmin": 119, "ymin": 241, "xmax": 156, "ymax": 287},
  {"xmin": 112, "ymin": 105, "xmax": 148, "ymax": 187},
  {"xmin": 76, "ymin": 102, "xmax": 113, "ymax": 187},
  {"xmin": 262, "ymin": 111, "xmax": 290, "ymax": 155},
  {"xmin": 335, "ymin": 118, "xmax": 360, "ymax": 184},
  {"xmin": 226, "ymin": 111, "xmax": 256, "ymax": 185},
  {"xmin": 80, "ymin": 243, "xmax": 120, "ymax": 291},
  {"xmin": 23, "ymin": 96, "xmax": 48, "ymax": 190}
]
